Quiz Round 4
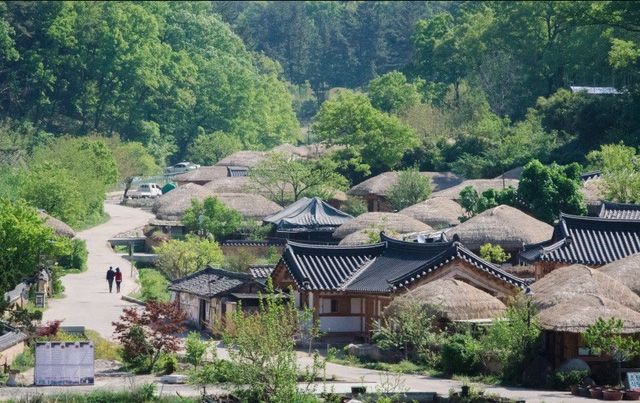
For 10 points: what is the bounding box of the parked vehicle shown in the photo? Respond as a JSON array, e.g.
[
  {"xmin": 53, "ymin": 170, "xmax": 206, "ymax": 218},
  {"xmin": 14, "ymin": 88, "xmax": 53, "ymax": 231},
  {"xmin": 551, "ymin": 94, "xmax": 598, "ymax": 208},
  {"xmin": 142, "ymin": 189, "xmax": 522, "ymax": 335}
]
[
  {"xmin": 128, "ymin": 183, "xmax": 163, "ymax": 198},
  {"xmin": 165, "ymin": 162, "xmax": 200, "ymax": 175}
]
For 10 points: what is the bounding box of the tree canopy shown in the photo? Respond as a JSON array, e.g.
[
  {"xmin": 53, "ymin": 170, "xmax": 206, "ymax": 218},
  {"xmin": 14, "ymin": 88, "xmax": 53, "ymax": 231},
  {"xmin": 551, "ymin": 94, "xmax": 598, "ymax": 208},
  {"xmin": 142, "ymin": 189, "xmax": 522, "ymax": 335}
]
[{"xmin": 182, "ymin": 196, "xmax": 242, "ymax": 240}]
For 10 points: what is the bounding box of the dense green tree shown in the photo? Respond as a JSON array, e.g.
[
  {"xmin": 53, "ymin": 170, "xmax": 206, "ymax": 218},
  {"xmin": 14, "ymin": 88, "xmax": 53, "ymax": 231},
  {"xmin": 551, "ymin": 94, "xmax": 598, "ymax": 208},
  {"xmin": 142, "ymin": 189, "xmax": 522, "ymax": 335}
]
[
  {"xmin": 367, "ymin": 71, "xmax": 420, "ymax": 114},
  {"xmin": 587, "ymin": 143, "xmax": 640, "ymax": 203},
  {"xmin": 387, "ymin": 168, "xmax": 431, "ymax": 211},
  {"xmin": 459, "ymin": 186, "xmax": 516, "ymax": 220},
  {"xmin": 155, "ymin": 235, "xmax": 225, "ymax": 280},
  {"xmin": 249, "ymin": 152, "xmax": 348, "ymax": 206},
  {"xmin": 517, "ymin": 160, "xmax": 587, "ymax": 223},
  {"xmin": 311, "ymin": 90, "xmax": 417, "ymax": 182},
  {"xmin": 479, "ymin": 243, "xmax": 511, "ymax": 264},
  {"xmin": 186, "ymin": 128, "xmax": 242, "ymax": 166},
  {"xmin": 182, "ymin": 197, "xmax": 242, "ymax": 240},
  {"xmin": 99, "ymin": 136, "xmax": 160, "ymax": 181}
]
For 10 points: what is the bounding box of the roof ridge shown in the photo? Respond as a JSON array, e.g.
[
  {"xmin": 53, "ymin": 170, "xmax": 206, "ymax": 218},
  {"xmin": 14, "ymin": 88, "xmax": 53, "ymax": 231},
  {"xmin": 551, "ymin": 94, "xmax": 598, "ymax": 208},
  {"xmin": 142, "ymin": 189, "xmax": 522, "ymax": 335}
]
[
  {"xmin": 286, "ymin": 240, "xmax": 386, "ymax": 251},
  {"xmin": 338, "ymin": 258, "xmax": 377, "ymax": 291},
  {"xmin": 560, "ymin": 212, "xmax": 640, "ymax": 224}
]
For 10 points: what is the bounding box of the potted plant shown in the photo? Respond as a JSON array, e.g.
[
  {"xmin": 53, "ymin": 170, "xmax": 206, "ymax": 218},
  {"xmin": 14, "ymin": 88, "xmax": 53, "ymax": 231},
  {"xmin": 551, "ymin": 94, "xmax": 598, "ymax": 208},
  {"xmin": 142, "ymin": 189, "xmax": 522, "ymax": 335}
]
[
  {"xmin": 626, "ymin": 390, "xmax": 640, "ymax": 400},
  {"xmin": 590, "ymin": 386, "xmax": 604, "ymax": 399},
  {"xmin": 603, "ymin": 389, "xmax": 625, "ymax": 401}
]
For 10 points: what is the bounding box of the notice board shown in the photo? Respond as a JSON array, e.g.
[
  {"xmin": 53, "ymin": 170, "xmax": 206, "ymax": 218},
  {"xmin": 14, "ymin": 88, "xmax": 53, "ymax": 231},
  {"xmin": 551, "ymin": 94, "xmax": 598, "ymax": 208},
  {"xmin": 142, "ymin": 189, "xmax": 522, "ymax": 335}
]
[
  {"xmin": 628, "ymin": 372, "xmax": 640, "ymax": 392},
  {"xmin": 34, "ymin": 341, "xmax": 94, "ymax": 386}
]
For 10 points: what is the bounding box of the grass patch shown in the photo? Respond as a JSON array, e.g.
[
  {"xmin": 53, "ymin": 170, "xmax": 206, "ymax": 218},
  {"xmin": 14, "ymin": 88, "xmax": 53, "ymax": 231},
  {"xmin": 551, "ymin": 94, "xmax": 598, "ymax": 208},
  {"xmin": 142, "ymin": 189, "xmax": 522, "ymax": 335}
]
[
  {"xmin": 72, "ymin": 211, "xmax": 110, "ymax": 231},
  {"xmin": 12, "ymin": 348, "xmax": 35, "ymax": 372},
  {"xmin": 85, "ymin": 329, "xmax": 120, "ymax": 360},
  {"xmin": 131, "ymin": 268, "xmax": 170, "ymax": 302},
  {"xmin": 7, "ymin": 384, "xmax": 196, "ymax": 402},
  {"xmin": 327, "ymin": 350, "xmax": 433, "ymax": 376}
]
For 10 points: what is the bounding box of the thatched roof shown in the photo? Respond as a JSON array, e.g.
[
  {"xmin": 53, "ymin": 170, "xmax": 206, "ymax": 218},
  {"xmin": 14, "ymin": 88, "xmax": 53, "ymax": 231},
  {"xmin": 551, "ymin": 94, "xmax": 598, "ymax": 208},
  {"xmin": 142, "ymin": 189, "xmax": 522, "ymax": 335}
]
[
  {"xmin": 172, "ymin": 166, "xmax": 228, "ymax": 183},
  {"xmin": 215, "ymin": 151, "xmax": 267, "ymax": 168},
  {"xmin": 429, "ymin": 179, "xmax": 520, "ymax": 200},
  {"xmin": 38, "ymin": 211, "xmax": 75, "ymax": 238},
  {"xmin": 152, "ymin": 183, "xmax": 214, "ymax": 220},
  {"xmin": 599, "ymin": 253, "xmax": 640, "ymax": 295},
  {"xmin": 332, "ymin": 212, "xmax": 433, "ymax": 239},
  {"xmin": 493, "ymin": 166, "xmax": 523, "ymax": 180},
  {"xmin": 582, "ymin": 177, "xmax": 604, "ymax": 208},
  {"xmin": 530, "ymin": 264, "xmax": 640, "ymax": 312},
  {"xmin": 399, "ymin": 198, "xmax": 464, "ymax": 229},
  {"xmin": 210, "ymin": 193, "xmax": 282, "ymax": 220},
  {"xmin": 447, "ymin": 205, "xmax": 553, "ymax": 250},
  {"xmin": 270, "ymin": 143, "xmax": 310, "ymax": 158},
  {"xmin": 387, "ymin": 279, "xmax": 506, "ymax": 321},
  {"xmin": 338, "ymin": 229, "xmax": 377, "ymax": 246},
  {"xmin": 538, "ymin": 294, "xmax": 640, "ymax": 334},
  {"xmin": 348, "ymin": 171, "xmax": 464, "ymax": 197},
  {"xmin": 202, "ymin": 176, "xmax": 253, "ymax": 194}
]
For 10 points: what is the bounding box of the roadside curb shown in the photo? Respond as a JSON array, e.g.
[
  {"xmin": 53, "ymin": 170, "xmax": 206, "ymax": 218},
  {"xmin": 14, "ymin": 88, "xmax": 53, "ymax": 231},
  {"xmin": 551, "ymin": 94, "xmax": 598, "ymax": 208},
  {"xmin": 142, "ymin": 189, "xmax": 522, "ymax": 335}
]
[{"xmin": 121, "ymin": 295, "xmax": 145, "ymax": 305}]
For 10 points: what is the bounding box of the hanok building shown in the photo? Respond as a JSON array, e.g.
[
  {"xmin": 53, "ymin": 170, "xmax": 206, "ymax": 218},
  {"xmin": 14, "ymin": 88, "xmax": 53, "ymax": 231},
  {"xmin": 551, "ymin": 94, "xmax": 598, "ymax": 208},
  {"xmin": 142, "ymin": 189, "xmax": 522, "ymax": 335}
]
[
  {"xmin": 169, "ymin": 267, "xmax": 266, "ymax": 331},
  {"xmin": 599, "ymin": 201, "xmax": 640, "ymax": 220},
  {"xmin": 271, "ymin": 234, "xmax": 527, "ymax": 338},
  {"xmin": 519, "ymin": 213, "xmax": 640, "ymax": 279},
  {"xmin": 263, "ymin": 197, "xmax": 353, "ymax": 243}
]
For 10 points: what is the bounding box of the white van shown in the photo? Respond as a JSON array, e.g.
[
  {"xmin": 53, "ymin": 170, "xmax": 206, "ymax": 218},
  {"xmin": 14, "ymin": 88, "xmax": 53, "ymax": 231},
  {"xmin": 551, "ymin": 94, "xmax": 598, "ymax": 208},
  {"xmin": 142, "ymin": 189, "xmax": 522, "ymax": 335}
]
[{"xmin": 129, "ymin": 183, "xmax": 163, "ymax": 198}]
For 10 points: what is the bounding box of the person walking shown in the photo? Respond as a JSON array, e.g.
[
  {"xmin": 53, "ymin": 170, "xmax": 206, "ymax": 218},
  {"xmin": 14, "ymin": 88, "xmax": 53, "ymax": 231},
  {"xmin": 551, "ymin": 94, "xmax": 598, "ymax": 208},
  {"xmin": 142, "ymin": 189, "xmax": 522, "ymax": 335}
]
[
  {"xmin": 106, "ymin": 266, "xmax": 115, "ymax": 293},
  {"xmin": 114, "ymin": 267, "xmax": 123, "ymax": 293}
]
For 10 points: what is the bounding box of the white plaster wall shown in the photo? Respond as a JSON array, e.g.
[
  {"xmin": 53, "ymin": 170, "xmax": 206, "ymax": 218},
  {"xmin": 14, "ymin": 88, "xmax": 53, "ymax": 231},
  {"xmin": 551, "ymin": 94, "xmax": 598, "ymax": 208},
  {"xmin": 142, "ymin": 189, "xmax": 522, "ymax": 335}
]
[{"xmin": 319, "ymin": 316, "xmax": 362, "ymax": 333}]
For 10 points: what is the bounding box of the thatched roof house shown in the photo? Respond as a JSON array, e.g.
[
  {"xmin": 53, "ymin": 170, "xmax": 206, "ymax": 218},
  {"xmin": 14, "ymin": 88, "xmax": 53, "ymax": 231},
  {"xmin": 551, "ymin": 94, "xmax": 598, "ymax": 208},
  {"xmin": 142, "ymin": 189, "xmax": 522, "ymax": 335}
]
[
  {"xmin": 387, "ymin": 279, "xmax": 506, "ymax": 321},
  {"xmin": 338, "ymin": 229, "xmax": 376, "ymax": 246},
  {"xmin": 530, "ymin": 264, "xmax": 640, "ymax": 312},
  {"xmin": 538, "ymin": 294, "xmax": 640, "ymax": 334},
  {"xmin": 215, "ymin": 151, "xmax": 267, "ymax": 168},
  {"xmin": 202, "ymin": 176, "xmax": 253, "ymax": 194},
  {"xmin": 332, "ymin": 212, "xmax": 433, "ymax": 239},
  {"xmin": 447, "ymin": 205, "xmax": 553, "ymax": 251},
  {"xmin": 172, "ymin": 166, "xmax": 228, "ymax": 186},
  {"xmin": 271, "ymin": 143, "xmax": 310, "ymax": 158},
  {"xmin": 493, "ymin": 166, "xmax": 523, "ymax": 180},
  {"xmin": 152, "ymin": 183, "xmax": 214, "ymax": 221},
  {"xmin": 347, "ymin": 171, "xmax": 464, "ymax": 212},
  {"xmin": 399, "ymin": 198, "xmax": 464, "ymax": 229},
  {"xmin": 430, "ymin": 179, "xmax": 520, "ymax": 200},
  {"xmin": 582, "ymin": 176, "xmax": 604, "ymax": 215},
  {"xmin": 599, "ymin": 253, "xmax": 640, "ymax": 295},
  {"xmin": 211, "ymin": 193, "xmax": 282, "ymax": 220},
  {"xmin": 38, "ymin": 211, "xmax": 75, "ymax": 238}
]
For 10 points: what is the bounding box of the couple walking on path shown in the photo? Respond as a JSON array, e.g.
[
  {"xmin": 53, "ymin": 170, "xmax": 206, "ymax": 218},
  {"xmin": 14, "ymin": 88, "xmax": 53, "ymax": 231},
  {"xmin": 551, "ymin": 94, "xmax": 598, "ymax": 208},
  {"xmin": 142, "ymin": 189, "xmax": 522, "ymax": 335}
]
[{"xmin": 106, "ymin": 266, "xmax": 123, "ymax": 293}]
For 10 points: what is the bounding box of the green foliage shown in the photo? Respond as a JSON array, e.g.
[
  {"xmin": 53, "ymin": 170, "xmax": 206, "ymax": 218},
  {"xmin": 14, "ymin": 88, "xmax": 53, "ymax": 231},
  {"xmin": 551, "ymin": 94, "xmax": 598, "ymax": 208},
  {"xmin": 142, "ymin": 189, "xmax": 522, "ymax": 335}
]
[
  {"xmin": 311, "ymin": 90, "xmax": 418, "ymax": 183},
  {"xmin": 373, "ymin": 300, "xmax": 443, "ymax": 365},
  {"xmin": 58, "ymin": 238, "xmax": 88, "ymax": 272},
  {"xmin": 136, "ymin": 268, "xmax": 170, "ymax": 302},
  {"xmin": 182, "ymin": 196, "xmax": 242, "ymax": 239},
  {"xmin": 0, "ymin": 198, "xmax": 70, "ymax": 298},
  {"xmin": 479, "ymin": 243, "xmax": 511, "ymax": 264},
  {"xmin": 25, "ymin": 384, "xmax": 169, "ymax": 403},
  {"xmin": 480, "ymin": 296, "xmax": 542, "ymax": 385},
  {"xmin": 221, "ymin": 279, "xmax": 323, "ymax": 402},
  {"xmin": 587, "ymin": 143, "xmax": 640, "ymax": 203},
  {"xmin": 548, "ymin": 370, "xmax": 589, "ymax": 390},
  {"xmin": 342, "ymin": 197, "xmax": 368, "ymax": 217},
  {"xmin": 387, "ymin": 168, "xmax": 432, "ymax": 210},
  {"xmin": 368, "ymin": 71, "xmax": 420, "ymax": 113},
  {"xmin": 249, "ymin": 152, "xmax": 348, "ymax": 205},
  {"xmin": 185, "ymin": 331, "xmax": 209, "ymax": 369},
  {"xmin": 99, "ymin": 135, "xmax": 160, "ymax": 180},
  {"xmin": 187, "ymin": 128, "xmax": 242, "ymax": 166},
  {"xmin": 517, "ymin": 160, "xmax": 586, "ymax": 223},
  {"xmin": 584, "ymin": 317, "xmax": 640, "ymax": 361},
  {"xmin": 85, "ymin": 329, "xmax": 120, "ymax": 361},
  {"xmin": 440, "ymin": 333, "xmax": 481, "ymax": 375},
  {"xmin": 154, "ymin": 352, "xmax": 178, "ymax": 375},
  {"xmin": 155, "ymin": 235, "xmax": 225, "ymax": 280},
  {"xmin": 11, "ymin": 348, "xmax": 35, "ymax": 372},
  {"xmin": 459, "ymin": 186, "xmax": 516, "ymax": 219}
]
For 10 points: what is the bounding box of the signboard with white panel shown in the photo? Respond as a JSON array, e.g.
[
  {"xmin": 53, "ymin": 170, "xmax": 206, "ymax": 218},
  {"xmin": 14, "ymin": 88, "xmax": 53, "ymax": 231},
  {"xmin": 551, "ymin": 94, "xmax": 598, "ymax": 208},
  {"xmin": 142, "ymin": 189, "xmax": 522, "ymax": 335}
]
[{"xmin": 35, "ymin": 341, "xmax": 94, "ymax": 386}]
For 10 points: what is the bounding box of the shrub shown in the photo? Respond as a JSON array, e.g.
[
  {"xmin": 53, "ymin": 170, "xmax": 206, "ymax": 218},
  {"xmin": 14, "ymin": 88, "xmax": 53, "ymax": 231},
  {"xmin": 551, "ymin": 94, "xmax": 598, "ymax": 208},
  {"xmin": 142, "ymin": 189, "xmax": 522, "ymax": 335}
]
[
  {"xmin": 548, "ymin": 370, "xmax": 589, "ymax": 390},
  {"xmin": 185, "ymin": 331, "xmax": 209, "ymax": 368},
  {"xmin": 154, "ymin": 352, "xmax": 178, "ymax": 375},
  {"xmin": 342, "ymin": 197, "xmax": 368, "ymax": 217},
  {"xmin": 137, "ymin": 268, "xmax": 170, "ymax": 302},
  {"xmin": 440, "ymin": 333, "xmax": 481, "ymax": 375},
  {"xmin": 58, "ymin": 238, "xmax": 88, "ymax": 272},
  {"xmin": 85, "ymin": 329, "xmax": 120, "ymax": 360},
  {"xmin": 12, "ymin": 348, "xmax": 35, "ymax": 372},
  {"xmin": 388, "ymin": 168, "xmax": 432, "ymax": 210},
  {"xmin": 479, "ymin": 243, "xmax": 511, "ymax": 264}
]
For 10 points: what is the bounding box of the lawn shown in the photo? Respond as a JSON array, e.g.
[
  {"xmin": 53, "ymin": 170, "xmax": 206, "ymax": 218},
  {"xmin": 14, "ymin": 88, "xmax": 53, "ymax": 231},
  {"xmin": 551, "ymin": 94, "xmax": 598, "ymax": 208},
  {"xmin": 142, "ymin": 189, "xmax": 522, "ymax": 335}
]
[{"xmin": 131, "ymin": 268, "xmax": 171, "ymax": 302}]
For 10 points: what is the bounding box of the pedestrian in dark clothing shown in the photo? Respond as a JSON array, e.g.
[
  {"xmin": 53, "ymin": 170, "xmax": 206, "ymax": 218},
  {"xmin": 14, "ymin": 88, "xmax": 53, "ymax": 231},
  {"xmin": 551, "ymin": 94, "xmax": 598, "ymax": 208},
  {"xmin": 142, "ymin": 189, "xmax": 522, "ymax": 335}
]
[
  {"xmin": 114, "ymin": 267, "xmax": 123, "ymax": 293},
  {"xmin": 106, "ymin": 266, "xmax": 115, "ymax": 293}
]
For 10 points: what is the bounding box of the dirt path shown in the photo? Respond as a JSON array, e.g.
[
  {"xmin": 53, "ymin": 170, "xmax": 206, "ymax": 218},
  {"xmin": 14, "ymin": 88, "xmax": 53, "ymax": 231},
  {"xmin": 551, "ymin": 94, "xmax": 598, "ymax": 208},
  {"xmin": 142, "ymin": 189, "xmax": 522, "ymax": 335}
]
[{"xmin": 43, "ymin": 202, "xmax": 154, "ymax": 339}]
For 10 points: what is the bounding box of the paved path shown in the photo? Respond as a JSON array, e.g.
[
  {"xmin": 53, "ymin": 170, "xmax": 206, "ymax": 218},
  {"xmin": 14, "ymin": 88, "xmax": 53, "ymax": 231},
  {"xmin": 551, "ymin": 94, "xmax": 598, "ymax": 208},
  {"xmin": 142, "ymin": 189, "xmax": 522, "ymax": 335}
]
[{"xmin": 43, "ymin": 202, "xmax": 154, "ymax": 338}]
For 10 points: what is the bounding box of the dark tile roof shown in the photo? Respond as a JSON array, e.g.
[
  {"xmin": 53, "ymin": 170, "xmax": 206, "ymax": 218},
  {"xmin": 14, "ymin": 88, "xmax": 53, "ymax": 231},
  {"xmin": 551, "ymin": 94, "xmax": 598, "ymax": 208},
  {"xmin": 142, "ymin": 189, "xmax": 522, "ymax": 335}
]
[
  {"xmin": 280, "ymin": 240, "xmax": 386, "ymax": 291},
  {"xmin": 599, "ymin": 201, "xmax": 640, "ymax": 220},
  {"xmin": 227, "ymin": 166, "xmax": 249, "ymax": 177},
  {"xmin": 168, "ymin": 267, "xmax": 254, "ymax": 297},
  {"xmin": 249, "ymin": 265, "xmax": 275, "ymax": 280},
  {"xmin": 222, "ymin": 239, "xmax": 287, "ymax": 247},
  {"xmin": 581, "ymin": 170, "xmax": 601, "ymax": 181},
  {"xmin": 264, "ymin": 197, "xmax": 353, "ymax": 232},
  {"xmin": 280, "ymin": 234, "xmax": 526, "ymax": 293},
  {"xmin": 520, "ymin": 214, "xmax": 640, "ymax": 266}
]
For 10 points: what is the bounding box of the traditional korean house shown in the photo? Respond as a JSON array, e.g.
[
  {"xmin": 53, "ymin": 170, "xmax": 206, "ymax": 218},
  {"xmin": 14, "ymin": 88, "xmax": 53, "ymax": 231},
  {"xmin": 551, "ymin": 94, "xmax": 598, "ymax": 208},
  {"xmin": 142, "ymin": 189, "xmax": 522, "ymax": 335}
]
[
  {"xmin": 332, "ymin": 212, "xmax": 433, "ymax": 240},
  {"xmin": 271, "ymin": 234, "xmax": 527, "ymax": 338},
  {"xmin": 429, "ymin": 179, "xmax": 520, "ymax": 201},
  {"xmin": 599, "ymin": 253, "xmax": 640, "ymax": 295},
  {"xmin": 519, "ymin": 214, "xmax": 640, "ymax": 279},
  {"xmin": 169, "ymin": 267, "xmax": 266, "ymax": 331},
  {"xmin": 172, "ymin": 166, "xmax": 229, "ymax": 186},
  {"xmin": 347, "ymin": 171, "xmax": 464, "ymax": 212},
  {"xmin": 215, "ymin": 151, "xmax": 267, "ymax": 168},
  {"xmin": 263, "ymin": 197, "xmax": 353, "ymax": 242},
  {"xmin": 399, "ymin": 198, "xmax": 465, "ymax": 229},
  {"xmin": 599, "ymin": 201, "xmax": 640, "ymax": 220}
]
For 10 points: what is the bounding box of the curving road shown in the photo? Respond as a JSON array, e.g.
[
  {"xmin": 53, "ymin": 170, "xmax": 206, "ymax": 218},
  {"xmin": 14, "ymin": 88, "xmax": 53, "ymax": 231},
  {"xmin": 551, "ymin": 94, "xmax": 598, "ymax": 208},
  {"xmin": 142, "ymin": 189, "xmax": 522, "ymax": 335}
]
[{"xmin": 43, "ymin": 202, "xmax": 154, "ymax": 339}]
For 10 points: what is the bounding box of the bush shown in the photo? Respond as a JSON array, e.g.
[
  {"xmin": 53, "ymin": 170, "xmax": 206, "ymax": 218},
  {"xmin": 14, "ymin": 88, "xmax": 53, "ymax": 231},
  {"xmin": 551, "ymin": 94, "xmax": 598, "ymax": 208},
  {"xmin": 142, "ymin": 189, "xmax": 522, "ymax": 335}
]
[
  {"xmin": 85, "ymin": 329, "xmax": 120, "ymax": 360},
  {"xmin": 185, "ymin": 331, "xmax": 209, "ymax": 368},
  {"xmin": 548, "ymin": 370, "xmax": 589, "ymax": 390},
  {"xmin": 12, "ymin": 348, "xmax": 35, "ymax": 372},
  {"xmin": 342, "ymin": 197, "xmax": 368, "ymax": 216},
  {"xmin": 58, "ymin": 238, "xmax": 88, "ymax": 272},
  {"xmin": 137, "ymin": 269, "xmax": 170, "ymax": 302},
  {"xmin": 440, "ymin": 333, "xmax": 481, "ymax": 375},
  {"xmin": 154, "ymin": 352, "xmax": 178, "ymax": 375}
]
